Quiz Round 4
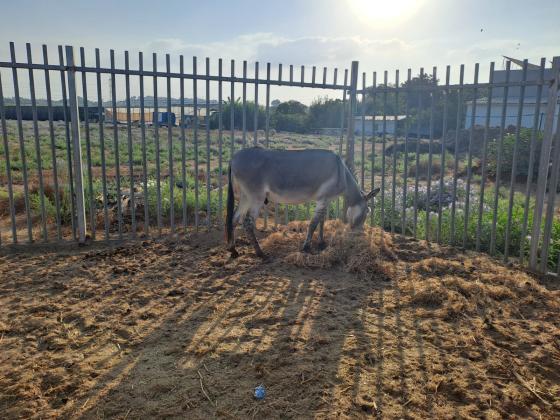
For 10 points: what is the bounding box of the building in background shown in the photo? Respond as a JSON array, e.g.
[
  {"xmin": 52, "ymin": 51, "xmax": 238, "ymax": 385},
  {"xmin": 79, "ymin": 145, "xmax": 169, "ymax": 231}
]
[
  {"xmin": 465, "ymin": 56, "xmax": 559, "ymax": 131},
  {"xmin": 354, "ymin": 115, "xmax": 407, "ymax": 136}
]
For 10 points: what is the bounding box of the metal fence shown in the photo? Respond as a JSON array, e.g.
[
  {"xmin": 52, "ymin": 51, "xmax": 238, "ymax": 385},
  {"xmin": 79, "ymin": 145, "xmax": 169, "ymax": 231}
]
[{"xmin": 1, "ymin": 42, "xmax": 559, "ymax": 275}]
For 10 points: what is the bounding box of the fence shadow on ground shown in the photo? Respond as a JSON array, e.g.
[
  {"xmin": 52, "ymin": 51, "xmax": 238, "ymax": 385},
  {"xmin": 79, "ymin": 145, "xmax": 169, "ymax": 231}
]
[{"xmin": 2, "ymin": 224, "xmax": 559, "ymax": 419}]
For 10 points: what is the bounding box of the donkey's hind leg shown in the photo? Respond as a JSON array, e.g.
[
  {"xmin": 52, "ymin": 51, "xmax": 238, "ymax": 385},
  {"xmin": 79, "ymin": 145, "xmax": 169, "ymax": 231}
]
[
  {"xmin": 317, "ymin": 200, "xmax": 331, "ymax": 250},
  {"xmin": 317, "ymin": 219, "xmax": 327, "ymax": 250},
  {"xmin": 244, "ymin": 203, "xmax": 265, "ymax": 258},
  {"xmin": 228, "ymin": 196, "xmax": 251, "ymax": 259}
]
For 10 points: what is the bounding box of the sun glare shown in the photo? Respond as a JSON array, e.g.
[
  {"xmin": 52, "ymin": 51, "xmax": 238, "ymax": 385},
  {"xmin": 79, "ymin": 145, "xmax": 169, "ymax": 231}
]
[{"xmin": 348, "ymin": 0, "xmax": 423, "ymax": 25}]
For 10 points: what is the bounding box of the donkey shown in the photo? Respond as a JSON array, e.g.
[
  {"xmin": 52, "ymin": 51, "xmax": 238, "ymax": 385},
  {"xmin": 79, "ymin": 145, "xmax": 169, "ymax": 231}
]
[{"xmin": 226, "ymin": 147, "xmax": 379, "ymax": 258}]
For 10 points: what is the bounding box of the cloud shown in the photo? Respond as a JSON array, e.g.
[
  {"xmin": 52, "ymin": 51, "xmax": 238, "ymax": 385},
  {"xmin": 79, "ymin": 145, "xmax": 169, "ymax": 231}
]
[{"xmin": 144, "ymin": 34, "xmax": 414, "ymax": 72}]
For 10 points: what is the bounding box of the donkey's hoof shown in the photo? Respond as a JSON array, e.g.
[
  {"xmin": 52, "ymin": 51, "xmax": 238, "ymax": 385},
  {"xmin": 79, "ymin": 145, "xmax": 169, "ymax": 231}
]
[
  {"xmin": 229, "ymin": 249, "xmax": 240, "ymax": 259},
  {"xmin": 259, "ymin": 254, "xmax": 273, "ymax": 263},
  {"xmin": 301, "ymin": 244, "xmax": 312, "ymax": 253},
  {"xmin": 317, "ymin": 241, "xmax": 327, "ymax": 251}
]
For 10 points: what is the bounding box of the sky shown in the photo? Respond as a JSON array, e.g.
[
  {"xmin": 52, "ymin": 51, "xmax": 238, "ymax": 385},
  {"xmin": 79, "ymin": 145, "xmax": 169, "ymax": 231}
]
[{"xmin": 0, "ymin": 0, "xmax": 559, "ymax": 103}]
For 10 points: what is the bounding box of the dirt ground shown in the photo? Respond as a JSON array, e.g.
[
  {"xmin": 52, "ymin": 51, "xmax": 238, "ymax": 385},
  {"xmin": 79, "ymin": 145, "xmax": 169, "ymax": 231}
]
[{"xmin": 1, "ymin": 221, "xmax": 559, "ymax": 419}]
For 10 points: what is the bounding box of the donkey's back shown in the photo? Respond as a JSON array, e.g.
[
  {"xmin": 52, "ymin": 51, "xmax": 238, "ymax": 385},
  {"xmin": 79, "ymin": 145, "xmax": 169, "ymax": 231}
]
[{"xmin": 230, "ymin": 147, "xmax": 346, "ymax": 203}]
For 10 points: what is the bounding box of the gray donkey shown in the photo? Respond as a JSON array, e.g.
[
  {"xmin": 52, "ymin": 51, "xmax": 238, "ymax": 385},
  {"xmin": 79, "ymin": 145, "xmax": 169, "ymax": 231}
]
[{"xmin": 226, "ymin": 147, "xmax": 379, "ymax": 258}]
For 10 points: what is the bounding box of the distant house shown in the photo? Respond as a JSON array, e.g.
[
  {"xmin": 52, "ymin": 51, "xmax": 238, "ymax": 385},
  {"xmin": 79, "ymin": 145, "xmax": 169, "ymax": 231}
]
[
  {"xmin": 465, "ymin": 56, "xmax": 559, "ymax": 131},
  {"xmin": 354, "ymin": 115, "xmax": 407, "ymax": 136}
]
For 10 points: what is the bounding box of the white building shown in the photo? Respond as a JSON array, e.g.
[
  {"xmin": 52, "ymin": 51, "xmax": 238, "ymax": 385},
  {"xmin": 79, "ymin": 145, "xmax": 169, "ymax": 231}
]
[
  {"xmin": 354, "ymin": 115, "xmax": 406, "ymax": 136},
  {"xmin": 465, "ymin": 58, "xmax": 559, "ymax": 131}
]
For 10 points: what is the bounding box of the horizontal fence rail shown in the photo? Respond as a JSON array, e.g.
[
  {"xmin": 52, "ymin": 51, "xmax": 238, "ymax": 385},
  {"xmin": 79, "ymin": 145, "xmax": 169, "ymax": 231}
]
[{"xmin": 1, "ymin": 42, "xmax": 559, "ymax": 277}]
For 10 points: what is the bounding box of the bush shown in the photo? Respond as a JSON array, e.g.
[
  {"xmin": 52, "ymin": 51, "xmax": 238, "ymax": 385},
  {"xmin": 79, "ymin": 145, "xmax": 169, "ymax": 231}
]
[
  {"xmin": 365, "ymin": 182, "xmax": 560, "ymax": 271},
  {"xmin": 486, "ymin": 128, "xmax": 543, "ymax": 182},
  {"xmin": 271, "ymin": 113, "xmax": 310, "ymax": 134},
  {"xmin": 406, "ymin": 152, "xmax": 457, "ymax": 179}
]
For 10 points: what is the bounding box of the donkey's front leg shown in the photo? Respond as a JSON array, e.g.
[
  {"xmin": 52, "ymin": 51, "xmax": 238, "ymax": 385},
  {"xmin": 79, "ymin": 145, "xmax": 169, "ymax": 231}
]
[
  {"xmin": 302, "ymin": 206, "xmax": 327, "ymax": 253},
  {"xmin": 243, "ymin": 215, "xmax": 265, "ymax": 258}
]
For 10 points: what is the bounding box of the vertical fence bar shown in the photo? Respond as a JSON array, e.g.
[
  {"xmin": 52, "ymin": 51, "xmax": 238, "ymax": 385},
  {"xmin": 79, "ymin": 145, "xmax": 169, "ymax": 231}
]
[
  {"xmin": 218, "ymin": 58, "xmax": 223, "ymax": 226},
  {"xmin": 139, "ymin": 52, "xmax": 150, "ymax": 235},
  {"xmin": 345, "ymin": 61, "xmax": 359, "ymax": 173},
  {"xmin": 462, "ymin": 63, "xmax": 479, "ymax": 248},
  {"xmin": 193, "ymin": 56, "xmax": 199, "ymax": 230},
  {"xmin": 275, "ymin": 64, "xmax": 282, "ymax": 226},
  {"xmin": 205, "ymin": 57, "xmax": 211, "ymax": 230},
  {"xmin": 153, "ymin": 53, "xmax": 162, "ymax": 234},
  {"xmin": 360, "ymin": 72, "xmax": 366, "ymax": 188},
  {"xmin": 540, "ymin": 108, "xmax": 560, "ymax": 273},
  {"xmin": 264, "ymin": 62, "xmax": 271, "ymax": 229},
  {"xmin": 290, "ymin": 65, "xmax": 293, "ymax": 83},
  {"xmin": 0, "ymin": 71, "xmax": 17, "ymax": 243},
  {"xmin": 475, "ymin": 63, "xmax": 494, "ymax": 251},
  {"xmin": 530, "ymin": 57, "xmax": 560, "ymax": 270},
  {"xmin": 179, "ymin": 55, "xmax": 187, "ymax": 232},
  {"xmin": 110, "ymin": 50, "xmax": 123, "ymax": 239},
  {"xmin": 230, "ymin": 59, "xmax": 235, "ymax": 157},
  {"xmin": 126, "ymin": 51, "xmax": 136, "ymax": 237},
  {"xmin": 504, "ymin": 60, "xmax": 528, "ymax": 260},
  {"xmin": 425, "ymin": 67, "xmax": 436, "ymax": 242},
  {"xmin": 437, "ymin": 66, "xmax": 450, "ymax": 243},
  {"xmin": 95, "ymin": 49, "xmax": 110, "ymax": 239},
  {"xmin": 312, "ymin": 66, "xmax": 316, "ymax": 84},
  {"xmin": 59, "ymin": 45, "xmax": 77, "ymax": 240},
  {"xmin": 65, "ymin": 46, "xmax": 87, "ymax": 244},
  {"xmin": 380, "ymin": 71, "xmax": 388, "ymax": 230},
  {"xmin": 80, "ymin": 47, "xmax": 96, "ymax": 240},
  {"xmin": 391, "ymin": 70, "xmax": 400, "ymax": 235},
  {"xmin": 26, "ymin": 43, "xmax": 48, "ymax": 241},
  {"xmin": 520, "ymin": 58, "xmax": 545, "ymax": 261},
  {"xmin": 370, "ymin": 71, "xmax": 377, "ymax": 226},
  {"xmin": 242, "ymin": 60, "xmax": 247, "ymax": 148},
  {"xmin": 322, "ymin": 67, "xmax": 327, "ymax": 86},
  {"xmin": 301, "ymin": 65, "xmax": 305, "ymax": 84},
  {"xmin": 338, "ymin": 69, "xmax": 348, "ymax": 220},
  {"xmin": 42, "ymin": 46, "xmax": 62, "ymax": 240},
  {"xmin": 265, "ymin": 63, "xmax": 271, "ymax": 147},
  {"xmin": 450, "ymin": 65, "xmax": 464, "ymax": 245},
  {"xmin": 254, "ymin": 62, "xmax": 259, "ymax": 146},
  {"xmin": 490, "ymin": 61, "xmax": 511, "ymax": 255},
  {"xmin": 10, "ymin": 42, "xmax": 33, "ymax": 242},
  {"xmin": 412, "ymin": 68, "xmax": 424, "ymax": 238},
  {"xmin": 401, "ymin": 70, "xmax": 411, "ymax": 234},
  {"xmin": 166, "ymin": 54, "xmax": 174, "ymax": 235}
]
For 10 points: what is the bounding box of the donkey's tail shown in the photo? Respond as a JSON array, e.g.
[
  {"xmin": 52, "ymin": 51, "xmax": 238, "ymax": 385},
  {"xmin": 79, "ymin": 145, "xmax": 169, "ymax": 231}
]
[{"xmin": 226, "ymin": 164, "xmax": 235, "ymax": 244}]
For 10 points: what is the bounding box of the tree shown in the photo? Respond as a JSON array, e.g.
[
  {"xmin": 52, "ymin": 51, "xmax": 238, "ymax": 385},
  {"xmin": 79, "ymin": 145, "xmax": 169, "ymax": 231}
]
[
  {"xmin": 309, "ymin": 97, "xmax": 345, "ymax": 129},
  {"xmin": 275, "ymin": 100, "xmax": 307, "ymax": 115},
  {"xmin": 209, "ymin": 97, "xmax": 266, "ymax": 130},
  {"xmin": 271, "ymin": 100, "xmax": 310, "ymax": 133}
]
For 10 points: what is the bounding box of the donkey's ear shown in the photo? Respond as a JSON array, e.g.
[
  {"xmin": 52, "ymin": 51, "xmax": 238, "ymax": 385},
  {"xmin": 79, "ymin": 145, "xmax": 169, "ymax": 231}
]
[{"xmin": 365, "ymin": 188, "xmax": 380, "ymax": 200}]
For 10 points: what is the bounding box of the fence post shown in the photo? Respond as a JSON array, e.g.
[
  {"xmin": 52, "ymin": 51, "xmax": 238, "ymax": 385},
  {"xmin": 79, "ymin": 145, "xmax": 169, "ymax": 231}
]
[
  {"xmin": 529, "ymin": 56, "xmax": 560, "ymax": 271},
  {"xmin": 346, "ymin": 61, "xmax": 359, "ymax": 173},
  {"xmin": 65, "ymin": 45, "xmax": 87, "ymax": 244}
]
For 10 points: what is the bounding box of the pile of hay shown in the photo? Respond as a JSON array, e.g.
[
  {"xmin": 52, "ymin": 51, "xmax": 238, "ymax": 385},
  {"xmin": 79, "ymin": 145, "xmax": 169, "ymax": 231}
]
[{"xmin": 261, "ymin": 220, "xmax": 397, "ymax": 279}]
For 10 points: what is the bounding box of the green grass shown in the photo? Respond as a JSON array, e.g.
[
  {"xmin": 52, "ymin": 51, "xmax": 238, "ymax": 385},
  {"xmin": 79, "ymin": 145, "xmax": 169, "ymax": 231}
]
[{"xmin": 2, "ymin": 120, "xmax": 560, "ymax": 272}]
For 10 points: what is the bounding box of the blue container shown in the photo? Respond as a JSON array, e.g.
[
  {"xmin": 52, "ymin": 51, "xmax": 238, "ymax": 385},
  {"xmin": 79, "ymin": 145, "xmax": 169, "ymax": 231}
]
[{"xmin": 152, "ymin": 111, "xmax": 176, "ymax": 126}]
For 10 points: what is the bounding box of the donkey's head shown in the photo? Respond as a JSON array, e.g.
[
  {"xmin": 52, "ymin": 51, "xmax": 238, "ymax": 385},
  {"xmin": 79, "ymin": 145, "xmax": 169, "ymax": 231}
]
[{"xmin": 346, "ymin": 187, "xmax": 380, "ymax": 230}]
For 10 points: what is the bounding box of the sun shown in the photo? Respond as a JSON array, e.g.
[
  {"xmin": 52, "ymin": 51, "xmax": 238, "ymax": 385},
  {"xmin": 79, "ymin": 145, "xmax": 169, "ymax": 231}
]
[{"xmin": 348, "ymin": 0, "xmax": 423, "ymax": 25}]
